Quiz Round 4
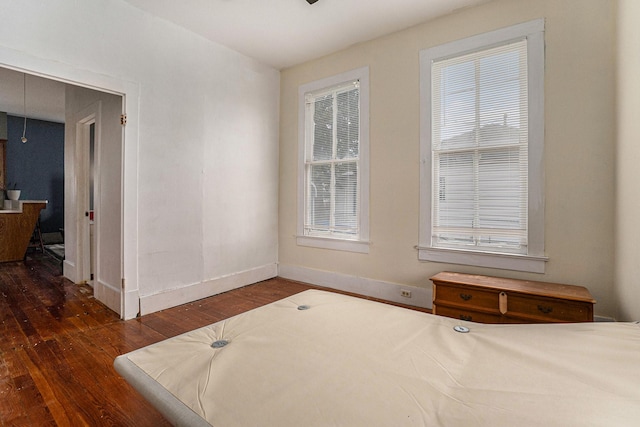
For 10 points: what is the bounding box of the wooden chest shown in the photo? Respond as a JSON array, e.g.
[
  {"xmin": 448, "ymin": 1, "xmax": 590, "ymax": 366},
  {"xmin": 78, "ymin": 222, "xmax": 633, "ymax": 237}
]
[{"xmin": 430, "ymin": 272, "xmax": 596, "ymax": 323}]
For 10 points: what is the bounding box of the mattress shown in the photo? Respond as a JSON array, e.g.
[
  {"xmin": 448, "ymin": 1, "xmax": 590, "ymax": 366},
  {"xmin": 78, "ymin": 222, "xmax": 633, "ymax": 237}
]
[{"xmin": 114, "ymin": 289, "xmax": 640, "ymax": 426}]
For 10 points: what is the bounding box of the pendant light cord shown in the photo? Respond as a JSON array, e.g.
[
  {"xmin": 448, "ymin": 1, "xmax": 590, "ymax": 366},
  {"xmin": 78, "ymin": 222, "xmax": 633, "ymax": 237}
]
[{"xmin": 21, "ymin": 74, "xmax": 27, "ymax": 143}]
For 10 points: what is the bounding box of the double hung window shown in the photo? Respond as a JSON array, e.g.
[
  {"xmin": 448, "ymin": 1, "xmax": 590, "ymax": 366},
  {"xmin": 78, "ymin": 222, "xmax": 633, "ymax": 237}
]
[
  {"xmin": 297, "ymin": 67, "xmax": 369, "ymax": 253},
  {"xmin": 419, "ymin": 20, "xmax": 546, "ymax": 272}
]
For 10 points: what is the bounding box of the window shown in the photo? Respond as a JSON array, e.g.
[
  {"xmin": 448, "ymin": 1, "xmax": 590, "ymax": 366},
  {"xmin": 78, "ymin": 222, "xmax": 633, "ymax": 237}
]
[
  {"xmin": 419, "ymin": 20, "xmax": 546, "ymax": 273},
  {"xmin": 297, "ymin": 67, "xmax": 369, "ymax": 253}
]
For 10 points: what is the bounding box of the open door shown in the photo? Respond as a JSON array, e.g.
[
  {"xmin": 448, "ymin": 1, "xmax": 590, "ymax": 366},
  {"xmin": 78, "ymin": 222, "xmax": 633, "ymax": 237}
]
[{"xmin": 67, "ymin": 88, "xmax": 123, "ymax": 316}]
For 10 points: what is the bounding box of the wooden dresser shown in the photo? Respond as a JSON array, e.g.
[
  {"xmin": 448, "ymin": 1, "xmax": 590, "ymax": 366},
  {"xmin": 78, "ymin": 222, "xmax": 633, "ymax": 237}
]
[{"xmin": 430, "ymin": 272, "xmax": 596, "ymax": 323}]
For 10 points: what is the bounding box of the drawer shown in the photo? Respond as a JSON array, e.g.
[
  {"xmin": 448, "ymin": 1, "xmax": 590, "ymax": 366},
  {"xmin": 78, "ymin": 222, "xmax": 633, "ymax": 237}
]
[
  {"xmin": 433, "ymin": 283, "xmax": 499, "ymax": 312},
  {"xmin": 433, "ymin": 305, "xmax": 504, "ymax": 324},
  {"xmin": 506, "ymin": 294, "xmax": 593, "ymax": 322},
  {"xmin": 430, "ymin": 272, "xmax": 596, "ymax": 324}
]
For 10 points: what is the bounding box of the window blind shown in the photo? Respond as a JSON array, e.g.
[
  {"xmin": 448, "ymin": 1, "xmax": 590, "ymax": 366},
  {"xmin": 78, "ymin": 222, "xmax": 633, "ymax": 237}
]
[
  {"xmin": 304, "ymin": 81, "xmax": 360, "ymax": 238},
  {"xmin": 431, "ymin": 39, "xmax": 528, "ymax": 254}
]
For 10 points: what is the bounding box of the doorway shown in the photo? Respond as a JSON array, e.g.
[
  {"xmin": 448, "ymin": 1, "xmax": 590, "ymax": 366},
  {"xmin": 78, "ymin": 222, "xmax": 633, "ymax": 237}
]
[
  {"xmin": 0, "ymin": 53, "xmax": 140, "ymax": 319},
  {"xmin": 69, "ymin": 90, "xmax": 124, "ymax": 316},
  {"xmin": 0, "ymin": 66, "xmax": 124, "ymax": 316}
]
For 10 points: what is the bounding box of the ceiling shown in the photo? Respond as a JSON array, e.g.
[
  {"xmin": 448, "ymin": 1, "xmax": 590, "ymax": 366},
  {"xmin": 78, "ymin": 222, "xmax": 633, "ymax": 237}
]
[
  {"xmin": 0, "ymin": 67, "xmax": 66, "ymax": 123},
  {"xmin": 123, "ymin": 0, "xmax": 490, "ymax": 70},
  {"xmin": 0, "ymin": 0, "xmax": 490, "ymax": 122}
]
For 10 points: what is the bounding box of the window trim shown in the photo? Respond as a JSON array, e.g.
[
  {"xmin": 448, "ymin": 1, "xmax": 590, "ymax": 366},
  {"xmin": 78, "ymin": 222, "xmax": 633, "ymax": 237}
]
[
  {"xmin": 297, "ymin": 67, "xmax": 370, "ymax": 253},
  {"xmin": 419, "ymin": 19, "xmax": 546, "ymax": 273}
]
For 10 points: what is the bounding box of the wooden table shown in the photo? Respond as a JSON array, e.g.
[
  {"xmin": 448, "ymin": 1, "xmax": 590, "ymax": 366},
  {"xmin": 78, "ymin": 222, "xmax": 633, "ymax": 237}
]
[
  {"xmin": 430, "ymin": 271, "xmax": 596, "ymax": 323},
  {"xmin": 0, "ymin": 200, "xmax": 47, "ymax": 262}
]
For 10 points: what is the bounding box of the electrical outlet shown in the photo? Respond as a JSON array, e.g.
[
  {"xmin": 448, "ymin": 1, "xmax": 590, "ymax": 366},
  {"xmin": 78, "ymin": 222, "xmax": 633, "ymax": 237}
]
[{"xmin": 400, "ymin": 289, "xmax": 412, "ymax": 298}]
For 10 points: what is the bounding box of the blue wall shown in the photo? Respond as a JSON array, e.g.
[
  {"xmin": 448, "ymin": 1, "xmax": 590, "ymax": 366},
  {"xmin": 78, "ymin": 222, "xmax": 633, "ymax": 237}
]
[{"xmin": 6, "ymin": 115, "xmax": 64, "ymax": 233}]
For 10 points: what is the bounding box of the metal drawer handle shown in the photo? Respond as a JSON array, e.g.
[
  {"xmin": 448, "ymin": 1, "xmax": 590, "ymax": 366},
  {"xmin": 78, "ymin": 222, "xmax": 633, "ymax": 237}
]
[
  {"xmin": 459, "ymin": 293, "xmax": 472, "ymax": 301},
  {"xmin": 537, "ymin": 305, "xmax": 553, "ymax": 314},
  {"xmin": 460, "ymin": 314, "xmax": 473, "ymax": 321}
]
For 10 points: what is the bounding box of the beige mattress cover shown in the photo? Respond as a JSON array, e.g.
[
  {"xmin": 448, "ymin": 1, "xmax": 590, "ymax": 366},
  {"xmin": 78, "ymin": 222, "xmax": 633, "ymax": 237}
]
[{"xmin": 119, "ymin": 290, "xmax": 640, "ymax": 426}]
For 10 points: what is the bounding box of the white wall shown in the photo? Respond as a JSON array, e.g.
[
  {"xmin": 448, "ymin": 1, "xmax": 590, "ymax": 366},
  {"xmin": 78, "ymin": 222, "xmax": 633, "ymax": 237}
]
[
  {"xmin": 279, "ymin": 0, "xmax": 618, "ymax": 317},
  {"xmin": 0, "ymin": 0, "xmax": 280, "ymax": 317},
  {"xmin": 615, "ymin": 0, "xmax": 640, "ymax": 321}
]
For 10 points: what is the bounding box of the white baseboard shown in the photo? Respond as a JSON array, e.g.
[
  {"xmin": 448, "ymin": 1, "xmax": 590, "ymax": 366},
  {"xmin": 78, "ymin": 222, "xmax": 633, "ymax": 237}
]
[
  {"xmin": 139, "ymin": 263, "xmax": 278, "ymax": 315},
  {"xmin": 123, "ymin": 288, "xmax": 140, "ymax": 320},
  {"xmin": 63, "ymin": 259, "xmax": 77, "ymax": 283},
  {"xmin": 278, "ymin": 264, "xmax": 431, "ymax": 309},
  {"xmin": 94, "ymin": 279, "xmax": 121, "ymax": 316}
]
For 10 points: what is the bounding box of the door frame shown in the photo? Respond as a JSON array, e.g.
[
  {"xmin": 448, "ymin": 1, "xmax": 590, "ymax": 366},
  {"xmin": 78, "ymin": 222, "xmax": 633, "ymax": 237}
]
[
  {"xmin": 75, "ymin": 102, "xmax": 100, "ymax": 288},
  {"xmin": 0, "ymin": 47, "xmax": 141, "ymax": 319}
]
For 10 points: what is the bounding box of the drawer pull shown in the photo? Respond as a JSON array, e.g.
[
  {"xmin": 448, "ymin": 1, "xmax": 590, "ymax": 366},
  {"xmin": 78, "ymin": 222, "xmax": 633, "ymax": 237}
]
[
  {"xmin": 537, "ymin": 305, "xmax": 553, "ymax": 314},
  {"xmin": 499, "ymin": 292, "xmax": 508, "ymax": 314},
  {"xmin": 460, "ymin": 314, "xmax": 473, "ymax": 321},
  {"xmin": 459, "ymin": 293, "xmax": 472, "ymax": 301}
]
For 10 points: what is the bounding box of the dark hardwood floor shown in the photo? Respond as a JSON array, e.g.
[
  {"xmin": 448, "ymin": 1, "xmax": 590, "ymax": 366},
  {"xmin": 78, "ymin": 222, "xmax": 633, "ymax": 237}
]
[{"xmin": 0, "ymin": 254, "xmax": 428, "ymax": 426}]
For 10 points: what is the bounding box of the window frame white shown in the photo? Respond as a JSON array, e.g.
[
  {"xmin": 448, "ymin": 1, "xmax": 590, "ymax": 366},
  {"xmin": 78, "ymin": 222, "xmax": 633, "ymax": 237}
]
[
  {"xmin": 419, "ymin": 19, "xmax": 547, "ymax": 273},
  {"xmin": 297, "ymin": 67, "xmax": 370, "ymax": 253}
]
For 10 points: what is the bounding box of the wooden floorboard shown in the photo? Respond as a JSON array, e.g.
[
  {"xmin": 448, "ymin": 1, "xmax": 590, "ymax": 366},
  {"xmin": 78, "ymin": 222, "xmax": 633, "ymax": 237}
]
[{"xmin": 0, "ymin": 253, "xmax": 428, "ymax": 426}]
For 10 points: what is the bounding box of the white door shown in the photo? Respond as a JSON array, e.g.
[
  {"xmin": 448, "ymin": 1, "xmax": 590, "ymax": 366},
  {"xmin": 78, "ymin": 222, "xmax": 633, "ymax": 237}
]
[{"xmin": 68, "ymin": 87, "xmax": 123, "ymax": 316}]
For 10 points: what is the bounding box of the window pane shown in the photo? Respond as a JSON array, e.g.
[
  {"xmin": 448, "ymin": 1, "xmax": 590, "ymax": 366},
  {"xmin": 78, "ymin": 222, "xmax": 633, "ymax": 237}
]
[
  {"xmin": 435, "ymin": 152, "xmax": 474, "ymax": 228},
  {"xmin": 313, "ymin": 95, "xmax": 333, "ymax": 161},
  {"xmin": 438, "ymin": 61, "xmax": 476, "ymax": 149},
  {"xmin": 437, "ymin": 46, "xmax": 526, "ymax": 151},
  {"xmin": 337, "ymin": 89, "xmax": 359, "ymax": 159},
  {"xmin": 307, "ymin": 164, "xmax": 331, "ymax": 230},
  {"xmin": 478, "ymin": 49, "xmax": 525, "ymax": 147},
  {"xmin": 335, "ymin": 162, "xmax": 358, "ymax": 234},
  {"xmin": 478, "ymin": 148, "xmax": 525, "ymax": 230}
]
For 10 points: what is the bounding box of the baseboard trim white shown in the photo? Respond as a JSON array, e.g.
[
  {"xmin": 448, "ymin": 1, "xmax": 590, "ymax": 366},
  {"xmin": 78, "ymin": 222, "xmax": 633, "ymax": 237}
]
[
  {"xmin": 278, "ymin": 264, "xmax": 431, "ymax": 309},
  {"xmin": 94, "ymin": 279, "xmax": 121, "ymax": 315},
  {"xmin": 63, "ymin": 259, "xmax": 77, "ymax": 283},
  {"xmin": 139, "ymin": 263, "xmax": 278, "ymax": 316},
  {"xmin": 123, "ymin": 288, "xmax": 140, "ymax": 320}
]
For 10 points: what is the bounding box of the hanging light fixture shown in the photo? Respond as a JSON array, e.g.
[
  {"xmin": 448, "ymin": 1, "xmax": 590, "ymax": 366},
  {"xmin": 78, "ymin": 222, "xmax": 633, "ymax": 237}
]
[{"xmin": 21, "ymin": 73, "xmax": 27, "ymax": 144}]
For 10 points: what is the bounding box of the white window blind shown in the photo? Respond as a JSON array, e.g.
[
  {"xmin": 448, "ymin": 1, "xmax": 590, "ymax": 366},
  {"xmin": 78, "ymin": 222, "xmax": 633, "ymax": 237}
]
[
  {"xmin": 304, "ymin": 80, "xmax": 360, "ymax": 239},
  {"xmin": 431, "ymin": 39, "xmax": 529, "ymax": 254}
]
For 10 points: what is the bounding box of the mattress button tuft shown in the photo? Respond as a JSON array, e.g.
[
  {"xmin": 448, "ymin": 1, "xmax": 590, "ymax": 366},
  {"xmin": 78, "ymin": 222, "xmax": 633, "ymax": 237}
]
[{"xmin": 211, "ymin": 340, "xmax": 229, "ymax": 348}]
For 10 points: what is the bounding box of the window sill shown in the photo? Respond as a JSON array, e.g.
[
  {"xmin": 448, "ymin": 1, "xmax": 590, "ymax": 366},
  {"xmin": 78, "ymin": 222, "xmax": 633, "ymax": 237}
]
[
  {"xmin": 297, "ymin": 235, "xmax": 370, "ymax": 254},
  {"xmin": 418, "ymin": 246, "xmax": 547, "ymax": 273}
]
